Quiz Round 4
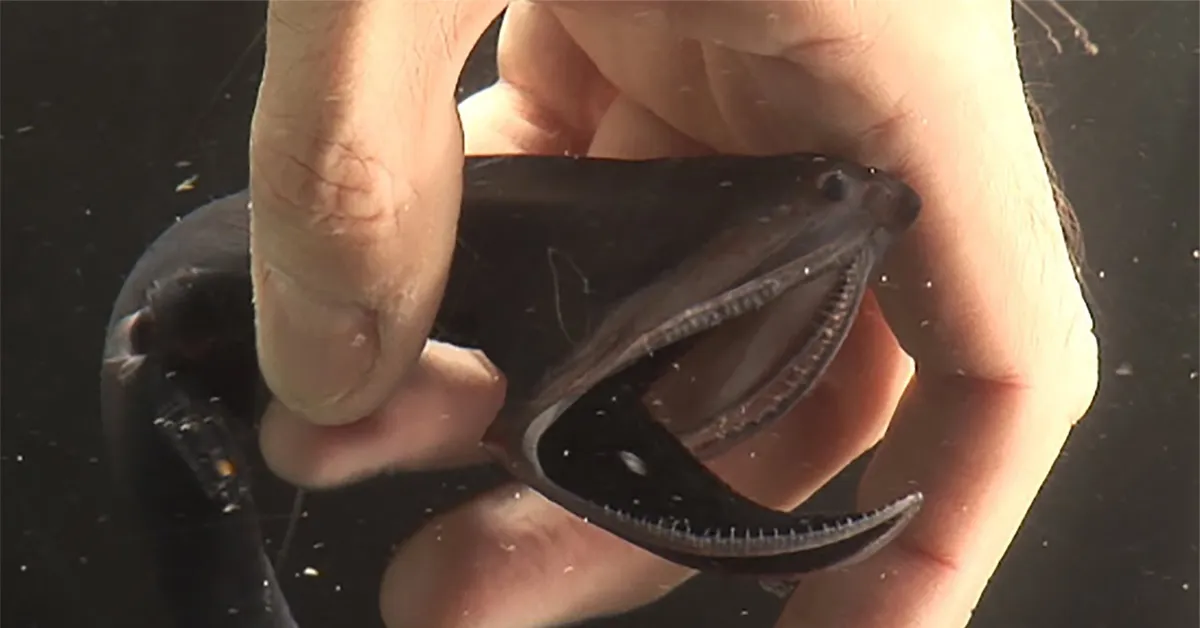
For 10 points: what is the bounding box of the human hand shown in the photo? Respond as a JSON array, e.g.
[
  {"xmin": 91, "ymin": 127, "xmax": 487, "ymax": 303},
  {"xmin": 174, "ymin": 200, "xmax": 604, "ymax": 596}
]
[{"xmin": 247, "ymin": 1, "xmax": 1100, "ymax": 627}]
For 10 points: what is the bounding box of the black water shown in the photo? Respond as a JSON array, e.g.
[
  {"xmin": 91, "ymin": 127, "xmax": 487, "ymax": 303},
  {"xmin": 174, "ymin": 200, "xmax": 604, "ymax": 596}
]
[{"xmin": 3, "ymin": 2, "xmax": 1197, "ymax": 627}]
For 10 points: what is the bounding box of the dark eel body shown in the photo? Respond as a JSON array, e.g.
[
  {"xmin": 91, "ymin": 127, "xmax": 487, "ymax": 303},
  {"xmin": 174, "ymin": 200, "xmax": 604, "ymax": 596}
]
[{"xmin": 100, "ymin": 153, "xmax": 922, "ymax": 627}]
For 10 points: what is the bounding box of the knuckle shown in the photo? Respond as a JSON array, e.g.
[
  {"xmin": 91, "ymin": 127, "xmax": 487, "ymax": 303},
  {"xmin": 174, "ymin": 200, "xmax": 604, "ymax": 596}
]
[{"xmin": 252, "ymin": 130, "xmax": 407, "ymax": 242}]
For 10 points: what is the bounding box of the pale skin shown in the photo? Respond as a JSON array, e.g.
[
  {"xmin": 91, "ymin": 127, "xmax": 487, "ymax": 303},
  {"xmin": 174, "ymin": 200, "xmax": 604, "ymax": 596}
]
[{"xmin": 247, "ymin": 1, "xmax": 1101, "ymax": 627}]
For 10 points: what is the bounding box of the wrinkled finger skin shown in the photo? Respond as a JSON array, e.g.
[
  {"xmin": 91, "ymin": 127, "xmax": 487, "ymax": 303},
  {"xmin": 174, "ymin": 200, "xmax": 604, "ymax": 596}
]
[{"xmin": 249, "ymin": 1, "xmax": 501, "ymax": 428}]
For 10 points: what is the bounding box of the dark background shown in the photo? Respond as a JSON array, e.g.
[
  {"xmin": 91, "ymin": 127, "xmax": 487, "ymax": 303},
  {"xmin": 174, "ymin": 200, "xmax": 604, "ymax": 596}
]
[{"xmin": 2, "ymin": 2, "xmax": 1196, "ymax": 627}]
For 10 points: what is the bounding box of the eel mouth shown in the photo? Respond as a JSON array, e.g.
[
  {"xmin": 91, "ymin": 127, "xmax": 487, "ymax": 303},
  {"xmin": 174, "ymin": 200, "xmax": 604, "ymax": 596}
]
[{"xmin": 482, "ymin": 197, "xmax": 923, "ymax": 576}]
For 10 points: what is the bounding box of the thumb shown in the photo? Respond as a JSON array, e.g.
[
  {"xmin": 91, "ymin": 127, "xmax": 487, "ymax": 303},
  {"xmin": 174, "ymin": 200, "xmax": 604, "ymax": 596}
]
[{"xmin": 249, "ymin": 0, "xmax": 505, "ymax": 426}]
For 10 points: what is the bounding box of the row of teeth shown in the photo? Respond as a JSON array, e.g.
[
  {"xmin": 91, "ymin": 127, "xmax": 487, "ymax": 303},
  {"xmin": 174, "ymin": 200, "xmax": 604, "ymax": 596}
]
[
  {"xmin": 595, "ymin": 503, "xmax": 886, "ymax": 553},
  {"xmin": 642, "ymin": 274, "xmax": 786, "ymax": 355}
]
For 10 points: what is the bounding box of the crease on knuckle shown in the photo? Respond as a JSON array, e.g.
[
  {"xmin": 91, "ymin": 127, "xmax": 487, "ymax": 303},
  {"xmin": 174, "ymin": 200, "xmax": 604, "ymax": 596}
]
[
  {"xmin": 769, "ymin": 5, "xmax": 879, "ymax": 66},
  {"xmin": 854, "ymin": 102, "xmax": 924, "ymax": 172},
  {"xmin": 254, "ymin": 133, "xmax": 403, "ymax": 241},
  {"xmin": 932, "ymin": 319, "xmax": 1100, "ymax": 430},
  {"xmin": 893, "ymin": 530, "xmax": 965, "ymax": 581}
]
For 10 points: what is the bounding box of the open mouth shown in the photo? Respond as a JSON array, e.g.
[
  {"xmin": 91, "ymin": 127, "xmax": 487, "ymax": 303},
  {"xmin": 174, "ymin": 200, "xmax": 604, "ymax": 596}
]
[{"xmin": 482, "ymin": 161, "xmax": 924, "ymax": 576}]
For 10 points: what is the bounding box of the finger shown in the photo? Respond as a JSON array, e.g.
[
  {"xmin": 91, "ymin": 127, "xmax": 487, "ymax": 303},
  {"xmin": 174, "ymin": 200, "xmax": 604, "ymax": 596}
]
[
  {"xmin": 257, "ymin": 11, "xmax": 620, "ymax": 486},
  {"xmin": 778, "ymin": 33, "xmax": 1100, "ymax": 628},
  {"xmin": 259, "ymin": 340, "xmax": 506, "ymax": 488},
  {"xmin": 249, "ymin": 0, "xmax": 506, "ymax": 426},
  {"xmin": 381, "ymin": 291, "xmax": 915, "ymax": 628},
  {"xmin": 462, "ymin": 0, "xmax": 618, "ymax": 156}
]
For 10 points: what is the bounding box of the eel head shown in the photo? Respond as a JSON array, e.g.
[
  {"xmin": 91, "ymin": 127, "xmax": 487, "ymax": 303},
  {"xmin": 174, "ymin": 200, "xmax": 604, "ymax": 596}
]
[{"xmin": 479, "ymin": 153, "xmax": 924, "ymax": 577}]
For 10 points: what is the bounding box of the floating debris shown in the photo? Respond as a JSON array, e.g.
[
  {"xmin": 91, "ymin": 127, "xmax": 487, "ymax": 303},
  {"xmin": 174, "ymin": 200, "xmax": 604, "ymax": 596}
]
[
  {"xmin": 1016, "ymin": 0, "xmax": 1100, "ymax": 56},
  {"xmin": 175, "ymin": 174, "xmax": 199, "ymax": 192}
]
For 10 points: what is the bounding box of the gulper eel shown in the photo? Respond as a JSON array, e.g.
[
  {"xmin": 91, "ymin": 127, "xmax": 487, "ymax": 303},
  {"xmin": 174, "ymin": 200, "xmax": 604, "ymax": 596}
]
[{"xmin": 100, "ymin": 153, "xmax": 924, "ymax": 627}]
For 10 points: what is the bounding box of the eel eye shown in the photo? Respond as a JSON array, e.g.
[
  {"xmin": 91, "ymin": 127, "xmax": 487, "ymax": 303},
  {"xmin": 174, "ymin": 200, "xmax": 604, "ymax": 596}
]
[{"xmin": 817, "ymin": 171, "xmax": 847, "ymax": 202}]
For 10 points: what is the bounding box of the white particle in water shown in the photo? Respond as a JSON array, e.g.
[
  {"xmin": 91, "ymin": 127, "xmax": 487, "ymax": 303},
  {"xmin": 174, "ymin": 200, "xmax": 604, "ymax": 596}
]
[
  {"xmin": 618, "ymin": 451, "xmax": 648, "ymax": 476},
  {"xmin": 351, "ymin": 333, "xmax": 366, "ymax": 348},
  {"xmin": 923, "ymin": 280, "xmax": 933, "ymax": 288},
  {"xmin": 1193, "ymin": 249, "xmax": 1199, "ymax": 260},
  {"xmin": 302, "ymin": 567, "xmax": 319, "ymax": 577},
  {"xmin": 563, "ymin": 565, "xmax": 575, "ymax": 574},
  {"xmin": 312, "ymin": 542, "xmax": 325, "ymax": 549},
  {"xmin": 879, "ymin": 274, "xmax": 889, "ymax": 283},
  {"xmin": 1115, "ymin": 362, "xmax": 1134, "ymax": 376},
  {"xmin": 1184, "ymin": 583, "xmax": 1190, "ymax": 590},
  {"xmin": 501, "ymin": 543, "xmax": 516, "ymax": 552},
  {"xmin": 718, "ymin": 180, "xmax": 733, "ymax": 188},
  {"xmin": 1097, "ymin": 270, "xmax": 1106, "ymax": 278},
  {"xmin": 175, "ymin": 174, "xmax": 199, "ymax": 192}
]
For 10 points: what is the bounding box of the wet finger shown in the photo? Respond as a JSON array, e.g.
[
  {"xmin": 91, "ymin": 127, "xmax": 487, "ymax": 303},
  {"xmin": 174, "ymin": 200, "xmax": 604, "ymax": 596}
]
[
  {"xmin": 259, "ymin": 340, "xmax": 506, "ymax": 488},
  {"xmin": 256, "ymin": 17, "xmax": 619, "ymax": 487},
  {"xmin": 778, "ymin": 26, "xmax": 1100, "ymax": 628},
  {"xmin": 249, "ymin": 0, "xmax": 506, "ymax": 427}
]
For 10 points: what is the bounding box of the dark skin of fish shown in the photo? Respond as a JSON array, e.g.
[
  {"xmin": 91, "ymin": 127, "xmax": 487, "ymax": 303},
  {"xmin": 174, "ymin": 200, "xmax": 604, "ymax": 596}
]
[{"xmin": 100, "ymin": 153, "xmax": 921, "ymax": 627}]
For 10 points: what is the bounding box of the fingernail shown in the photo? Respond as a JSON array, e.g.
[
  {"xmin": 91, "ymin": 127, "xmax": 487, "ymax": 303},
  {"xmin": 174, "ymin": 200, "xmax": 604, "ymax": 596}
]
[{"xmin": 257, "ymin": 266, "xmax": 378, "ymax": 425}]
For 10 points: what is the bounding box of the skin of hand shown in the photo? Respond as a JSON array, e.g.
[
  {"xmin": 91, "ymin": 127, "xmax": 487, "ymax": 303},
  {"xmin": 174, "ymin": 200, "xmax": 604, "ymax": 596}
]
[{"xmin": 248, "ymin": 1, "xmax": 1100, "ymax": 627}]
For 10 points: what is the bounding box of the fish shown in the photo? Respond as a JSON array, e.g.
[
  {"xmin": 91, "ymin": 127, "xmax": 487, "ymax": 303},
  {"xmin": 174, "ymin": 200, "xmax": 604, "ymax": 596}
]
[{"xmin": 100, "ymin": 153, "xmax": 923, "ymax": 627}]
